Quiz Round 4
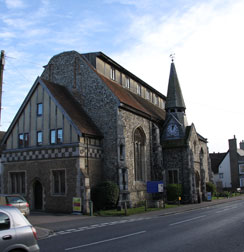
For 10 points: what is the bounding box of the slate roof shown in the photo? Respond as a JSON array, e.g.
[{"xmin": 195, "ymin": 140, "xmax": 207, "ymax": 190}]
[
  {"xmin": 209, "ymin": 152, "xmax": 227, "ymax": 174},
  {"xmin": 42, "ymin": 79, "xmax": 102, "ymax": 137},
  {"xmin": 165, "ymin": 62, "xmax": 186, "ymax": 110},
  {"xmin": 97, "ymin": 73, "xmax": 166, "ymax": 121},
  {"xmin": 237, "ymin": 149, "xmax": 244, "ymax": 156}
]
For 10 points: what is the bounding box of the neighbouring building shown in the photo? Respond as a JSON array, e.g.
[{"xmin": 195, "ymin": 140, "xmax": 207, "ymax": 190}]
[
  {"xmin": 210, "ymin": 136, "xmax": 244, "ymax": 191},
  {"xmin": 1, "ymin": 51, "xmax": 211, "ymax": 213}
]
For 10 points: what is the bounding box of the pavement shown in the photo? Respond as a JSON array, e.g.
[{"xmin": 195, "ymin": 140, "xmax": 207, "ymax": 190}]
[{"xmin": 29, "ymin": 195, "xmax": 244, "ymax": 240}]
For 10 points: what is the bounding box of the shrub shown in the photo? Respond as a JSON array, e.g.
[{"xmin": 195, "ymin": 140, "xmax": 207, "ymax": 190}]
[
  {"xmin": 166, "ymin": 184, "xmax": 182, "ymax": 202},
  {"xmin": 91, "ymin": 181, "xmax": 119, "ymax": 210},
  {"xmin": 206, "ymin": 182, "xmax": 216, "ymax": 195}
]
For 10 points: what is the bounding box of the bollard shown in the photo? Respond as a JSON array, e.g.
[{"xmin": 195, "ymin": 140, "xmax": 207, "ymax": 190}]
[
  {"xmin": 89, "ymin": 200, "xmax": 93, "ymax": 216},
  {"xmin": 145, "ymin": 200, "xmax": 148, "ymax": 211}
]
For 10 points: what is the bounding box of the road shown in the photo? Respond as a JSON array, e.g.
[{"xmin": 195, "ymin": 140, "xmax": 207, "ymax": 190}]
[{"xmin": 38, "ymin": 200, "xmax": 244, "ymax": 252}]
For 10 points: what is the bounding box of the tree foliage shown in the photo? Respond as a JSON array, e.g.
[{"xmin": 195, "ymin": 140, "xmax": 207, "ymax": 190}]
[
  {"xmin": 206, "ymin": 182, "xmax": 216, "ymax": 194},
  {"xmin": 91, "ymin": 181, "xmax": 119, "ymax": 210},
  {"xmin": 166, "ymin": 184, "xmax": 182, "ymax": 201}
]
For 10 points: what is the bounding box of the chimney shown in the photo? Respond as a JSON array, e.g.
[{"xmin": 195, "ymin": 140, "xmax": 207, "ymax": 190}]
[
  {"xmin": 228, "ymin": 136, "xmax": 239, "ymax": 189},
  {"xmin": 229, "ymin": 136, "xmax": 237, "ymax": 152},
  {"xmin": 240, "ymin": 140, "xmax": 244, "ymax": 150}
]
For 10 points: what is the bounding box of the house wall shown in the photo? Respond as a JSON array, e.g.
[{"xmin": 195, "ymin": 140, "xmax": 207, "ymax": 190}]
[
  {"xmin": 2, "ymin": 76, "xmax": 103, "ymax": 213},
  {"xmin": 162, "ymin": 147, "xmax": 192, "ymax": 201},
  {"xmin": 41, "ymin": 52, "xmax": 119, "ymax": 183},
  {"xmin": 2, "ymin": 140, "xmax": 103, "ymax": 213},
  {"xmin": 218, "ymin": 153, "xmax": 231, "ymax": 188},
  {"xmin": 5, "ymin": 83, "xmax": 80, "ymax": 149},
  {"xmin": 118, "ymin": 108, "xmax": 153, "ymax": 205},
  {"xmin": 162, "ymin": 124, "xmax": 210, "ymax": 203},
  {"xmin": 2, "ymin": 158, "xmax": 79, "ymax": 212},
  {"xmin": 40, "ymin": 51, "xmax": 168, "ymax": 206}
]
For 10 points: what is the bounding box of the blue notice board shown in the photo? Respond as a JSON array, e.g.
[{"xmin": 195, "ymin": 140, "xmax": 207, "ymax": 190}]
[{"xmin": 147, "ymin": 181, "xmax": 163, "ymax": 193}]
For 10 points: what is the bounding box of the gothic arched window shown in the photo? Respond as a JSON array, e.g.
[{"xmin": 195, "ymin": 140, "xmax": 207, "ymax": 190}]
[{"xmin": 134, "ymin": 127, "xmax": 146, "ymax": 181}]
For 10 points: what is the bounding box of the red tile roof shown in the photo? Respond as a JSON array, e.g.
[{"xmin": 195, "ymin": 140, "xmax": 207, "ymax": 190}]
[
  {"xmin": 42, "ymin": 79, "xmax": 102, "ymax": 137},
  {"xmin": 97, "ymin": 73, "xmax": 166, "ymax": 121}
]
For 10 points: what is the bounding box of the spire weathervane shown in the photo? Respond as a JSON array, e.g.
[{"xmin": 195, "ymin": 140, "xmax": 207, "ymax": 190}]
[{"xmin": 169, "ymin": 53, "xmax": 175, "ymax": 62}]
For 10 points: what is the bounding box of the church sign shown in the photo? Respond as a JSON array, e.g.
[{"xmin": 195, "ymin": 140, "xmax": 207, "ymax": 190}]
[
  {"xmin": 147, "ymin": 181, "xmax": 164, "ymax": 193},
  {"xmin": 73, "ymin": 197, "xmax": 82, "ymax": 212}
]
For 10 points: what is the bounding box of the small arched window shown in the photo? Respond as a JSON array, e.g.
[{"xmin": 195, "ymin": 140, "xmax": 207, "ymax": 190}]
[{"xmin": 134, "ymin": 127, "xmax": 146, "ymax": 181}]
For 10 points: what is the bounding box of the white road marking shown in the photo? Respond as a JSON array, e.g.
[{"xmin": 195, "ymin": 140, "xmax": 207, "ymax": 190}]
[
  {"xmin": 169, "ymin": 215, "xmax": 206, "ymax": 226},
  {"xmin": 65, "ymin": 230, "xmax": 146, "ymax": 251},
  {"xmin": 54, "ymin": 217, "xmax": 153, "ymax": 236},
  {"xmin": 216, "ymin": 206, "xmax": 237, "ymax": 213}
]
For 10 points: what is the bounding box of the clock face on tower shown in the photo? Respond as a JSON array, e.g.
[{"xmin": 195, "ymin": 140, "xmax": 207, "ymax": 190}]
[{"xmin": 167, "ymin": 124, "xmax": 179, "ymax": 137}]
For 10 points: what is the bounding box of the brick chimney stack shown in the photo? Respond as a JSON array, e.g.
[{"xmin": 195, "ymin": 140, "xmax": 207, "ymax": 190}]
[
  {"xmin": 229, "ymin": 136, "xmax": 239, "ymax": 189},
  {"xmin": 240, "ymin": 140, "xmax": 244, "ymax": 150}
]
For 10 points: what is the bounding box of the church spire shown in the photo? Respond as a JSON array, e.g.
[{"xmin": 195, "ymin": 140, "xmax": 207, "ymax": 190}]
[{"xmin": 165, "ymin": 60, "xmax": 186, "ymax": 112}]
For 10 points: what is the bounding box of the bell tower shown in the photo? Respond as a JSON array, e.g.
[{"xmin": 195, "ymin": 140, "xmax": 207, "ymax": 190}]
[{"xmin": 163, "ymin": 57, "xmax": 188, "ymax": 139}]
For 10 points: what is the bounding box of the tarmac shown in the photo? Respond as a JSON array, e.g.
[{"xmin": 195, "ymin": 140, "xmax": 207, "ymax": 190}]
[{"xmin": 28, "ymin": 195, "xmax": 244, "ymax": 240}]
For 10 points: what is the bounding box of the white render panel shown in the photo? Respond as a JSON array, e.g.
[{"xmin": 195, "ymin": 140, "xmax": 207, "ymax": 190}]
[{"xmin": 218, "ymin": 153, "xmax": 231, "ymax": 188}]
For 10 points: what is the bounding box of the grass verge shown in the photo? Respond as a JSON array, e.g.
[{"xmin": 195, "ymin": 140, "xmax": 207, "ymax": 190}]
[{"xmin": 95, "ymin": 204, "xmax": 179, "ymax": 217}]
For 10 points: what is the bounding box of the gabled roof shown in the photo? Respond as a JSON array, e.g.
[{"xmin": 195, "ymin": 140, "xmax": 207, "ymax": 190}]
[
  {"xmin": 97, "ymin": 72, "xmax": 165, "ymax": 121},
  {"xmin": 209, "ymin": 152, "xmax": 228, "ymax": 174},
  {"xmin": 2, "ymin": 78, "xmax": 102, "ymax": 145},
  {"xmin": 41, "ymin": 79, "xmax": 102, "ymax": 137},
  {"xmin": 165, "ymin": 62, "xmax": 186, "ymax": 110},
  {"xmin": 197, "ymin": 132, "xmax": 208, "ymax": 143},
  {"xmin": 184, "ymin": 124, "xmax": 208, "ymax": 143}
]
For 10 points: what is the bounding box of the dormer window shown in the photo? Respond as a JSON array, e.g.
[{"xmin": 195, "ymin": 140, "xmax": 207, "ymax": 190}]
[
  {"xmin": 125, "ymin": 77, "xmax": 130, "ymax": 89},
  {"xmin": 110, "ymin": 67, "xmax": 115, "ymax": 81},
  {"xmin": 155, "ymin": 96, "xmax": 159, "ymax": 106},
  {"xmin": 37, "ymin": 103, "xmax": 43, "ymax": 116},
  {"xmin": 137, "ymin": 84, "xmax": 141, "ymax": 95},
  {"xmin": 145, "ymin": 90, "xmax": 150, "ymax": 100}
]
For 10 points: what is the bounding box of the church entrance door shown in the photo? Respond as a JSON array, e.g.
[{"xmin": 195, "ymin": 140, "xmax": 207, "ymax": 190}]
[{"xmin": 34, "ymin": 180, "xmax": 43, "ymax": 210}]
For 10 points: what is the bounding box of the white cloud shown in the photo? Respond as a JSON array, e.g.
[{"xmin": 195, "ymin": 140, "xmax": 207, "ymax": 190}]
[
  {"xmin": 4, "ymin": 0, "xmax": 26, "ymax": 9},
  {"xmin": 2, "ymin": 17, "xmax": 34, "ymax": 30},
  {"xmin": 112, "ymin": 0, "xmax": 244, "ymax": 152},
  {"xmin": 0, "ymin": 31, "xmax": 16, "ymax": 39}
]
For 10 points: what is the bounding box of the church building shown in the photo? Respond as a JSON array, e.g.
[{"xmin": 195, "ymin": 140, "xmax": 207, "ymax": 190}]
[{"xmin": 1, "ymin": 51, "xmax": 211, "ymax": 213}]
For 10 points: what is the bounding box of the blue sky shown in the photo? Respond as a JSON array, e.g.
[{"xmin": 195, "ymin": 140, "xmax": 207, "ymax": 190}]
[{"xmin": 0, "ymin": 0, "xmax": 244, "ymax": 152}]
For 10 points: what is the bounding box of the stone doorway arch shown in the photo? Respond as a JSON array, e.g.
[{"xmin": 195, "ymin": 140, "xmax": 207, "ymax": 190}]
[{"xmin": 33, "ymin": 180, "xmax": 43, "ymax": 210}]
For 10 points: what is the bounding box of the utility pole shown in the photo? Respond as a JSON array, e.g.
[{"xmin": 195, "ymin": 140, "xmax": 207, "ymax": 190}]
[{"xmin": 0, "ymin": 50, "xmax": 5, "ymax": 127}]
